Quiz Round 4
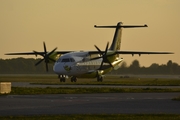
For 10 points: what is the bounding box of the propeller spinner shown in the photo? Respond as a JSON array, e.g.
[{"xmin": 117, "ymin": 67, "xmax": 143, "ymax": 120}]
[
  {"xmin": 91, "ymin": 42, "xmax": 114, "ymax": 70},
  {"xmin": 33, "ymin": 42, "xmax": 57, "ymax": 72}
]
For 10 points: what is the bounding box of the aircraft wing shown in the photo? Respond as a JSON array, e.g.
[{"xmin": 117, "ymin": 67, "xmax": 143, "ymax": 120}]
[
  {"xmin": 115, "ymin": 51, "xmax": 174, "ymax": 55},
  {"xmin": 5, "ymin": 50, "xmax": 173, "ymax": 56},
  {"xmin": 5, "ymin": 51, "xmax": 73, "ymax": 55},
  {"xmin": 5, "ymin": 52, "xmax": 45, "ymax": 55},
  {"xmin": 88, "ymin": 51, "xmax": 174, "ymax": 55}
]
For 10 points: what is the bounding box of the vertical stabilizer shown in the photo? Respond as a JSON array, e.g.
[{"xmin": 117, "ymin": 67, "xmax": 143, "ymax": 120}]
[
  {"xmin": 94, "ymin": 22, "xmax": 148, "ymax": 52},
  {"xmin": 109, "ymin": 22, "xmax": 123, "ymax": 51}
]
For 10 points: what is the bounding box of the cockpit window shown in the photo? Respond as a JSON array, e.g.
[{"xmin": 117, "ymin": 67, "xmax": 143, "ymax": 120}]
[
  {"xmin": 59, "ymin": 58, "xmax": 75, "ymax": 62},
  {"xmin": 70, "ymin": 58, "xmax": 75, "ymax": 62},
  {"xmin": 62, "ymin": 58, "xmax": 70, "ymax": 62}
]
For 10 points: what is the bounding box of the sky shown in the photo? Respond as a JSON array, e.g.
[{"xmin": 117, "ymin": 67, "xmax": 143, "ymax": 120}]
[{"xmin": 0, "ymin": 0, "xmax": 179, "ymax": 67}]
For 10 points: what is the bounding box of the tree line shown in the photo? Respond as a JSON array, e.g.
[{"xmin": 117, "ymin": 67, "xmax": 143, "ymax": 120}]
[
  {"xmin": 112, "ymin": 59, "xmax": 180, "ymax": 75},
  {"xmin": 0, "ymin": 58, "xmax": 179, "ymax": 74},
  {"xmin": 0, "ymin": 58, "xmax": 54, "ymax": 74}
]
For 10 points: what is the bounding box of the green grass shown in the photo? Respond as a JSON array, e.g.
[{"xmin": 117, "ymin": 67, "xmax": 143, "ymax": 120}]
[
  {"xmin": 0, "ymin": 75, "xmax": 59, "ymax": 83},
  {"xmin": 1, "ymin": 75, "xmax": 180, "ymax": 86},
  {"xmin": 1, "ymin": 75, "xmax": 180, "ymax": 95},
  {"xmin": 0, "ymin": 114, "xmax": 180, "ymax": 120},
  {"xmin": 33, "ymin": 78, "xmax": 180, "ymax": 86},
  {"xmin": 1, "ymin": 75, "xmax": 180, "ymax": 96},
  {"xmin": 8, "ymin": 87, "xmax": 180, "ymax": 95}
]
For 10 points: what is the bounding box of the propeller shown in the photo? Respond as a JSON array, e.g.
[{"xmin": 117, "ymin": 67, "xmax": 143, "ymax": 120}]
[
  {"xmin": 34, "ymin": 42, "xmax": 57, "ymax": 72},
  {"xmin": 91, "ymin": 42, "xmax": 114, "ymax": 70}
]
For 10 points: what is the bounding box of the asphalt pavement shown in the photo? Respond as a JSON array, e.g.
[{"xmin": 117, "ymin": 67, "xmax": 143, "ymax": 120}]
[{"xmin": 0, "ymin": 93, "xmax": 180, "ymax": 116}]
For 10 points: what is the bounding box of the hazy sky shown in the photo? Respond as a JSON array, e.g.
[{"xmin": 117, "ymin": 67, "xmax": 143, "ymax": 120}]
[{"xmin": 0, "ymin": 0, "xmax": 179, "ymax": 67}]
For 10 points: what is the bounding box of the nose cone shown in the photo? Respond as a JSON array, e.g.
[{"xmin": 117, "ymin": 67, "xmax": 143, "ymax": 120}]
[
  {"xmin": 53, "ymin": 62, "xmax": 74, "ymax": 75},
  {"xmin": 53, "ymin": 63, "xmax": 64, "ymax": 74}
]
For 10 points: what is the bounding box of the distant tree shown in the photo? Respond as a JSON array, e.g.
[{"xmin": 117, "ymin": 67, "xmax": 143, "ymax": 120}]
[
  {"xmin": 116, "ymin": 61, "xmax": 128, "ymax": 74},
  {"xmin": 148, "ymin": 63, "xmax": 159, "ymax": 74},
  {"xmin": 120, "ymin": 61, "xmax": 128, "ymax": 68},
  {"xmin": 167, "ymin": 60, "xmax": 173, "ymax": 74},
  {"xmin": 130, "ymin": 60, "xmax": 140, "ymax": 69},
  {"xmin": 0, "ymin": 58, "xmax": 180, "ymax": 75},
  {"xmin": 149, "ymin": 63, "xmax": 159, "ymax": 69},
  {"xmin": 171, "ymin": 62, "xmax": 180, "ymax": 74},
  {"xmin": 129, "ymin": 60, "xmax": 140, "ymax": 74},
  {"xmin": 159, "ymin": 64, "xmax": 168, "ymax": 74}
]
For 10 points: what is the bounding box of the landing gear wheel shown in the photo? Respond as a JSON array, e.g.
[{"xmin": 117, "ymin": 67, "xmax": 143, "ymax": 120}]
[
  {"xmin": 71, "ymin": 76, "xmax": 77, "ymax": 82},
  {"xmin": 63, "ymin": 78, "xmax": 66, "ymax": 82},
  {"xmin": 59, "ymin": 75, "xmax": 66, "ymax": 82},
  {"xmin": 60, "ymin": 78, "xmax": 66, "ymax": 82},
  {"xmin": 97, "ymin": 76, "xmax": 103, "ymax": 82}
]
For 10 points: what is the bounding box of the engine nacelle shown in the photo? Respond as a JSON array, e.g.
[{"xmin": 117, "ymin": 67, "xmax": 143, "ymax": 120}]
[{"xmin": 113, "ymin": 58, "xmax": 123, "ymax": 70}]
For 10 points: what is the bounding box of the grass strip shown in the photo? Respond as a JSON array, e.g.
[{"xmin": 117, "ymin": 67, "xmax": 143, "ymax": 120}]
[
  {"xmin": 1, "ymin": 76, "xmax": 180, "ymax": 86},
  {"xmin": 0, "ymin": 114, "xmax": 180, "ymax": 120},
  {"xmin": 7, "ymin": 87, "xmax": 180, "ymax": 95},
  {"xmin": 27, "ymin": 79, "xmax": 180, "ymax": 86}
]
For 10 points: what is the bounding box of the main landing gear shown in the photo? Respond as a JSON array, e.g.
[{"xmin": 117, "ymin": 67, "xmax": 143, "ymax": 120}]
[
  {"xmin": 59, "ymin": 75, "xmax": 66, "ymax": 82},
  {"xmin": 71, "ymin": 76, "xmax": 77, "ymax": 82},
  {"xmin": 97, "ymin": 76, "xmax": 103, "ymax": 82}
]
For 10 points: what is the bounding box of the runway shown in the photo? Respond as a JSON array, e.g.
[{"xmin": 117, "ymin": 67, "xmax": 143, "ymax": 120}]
[{"xmin": 0, "ymin": 93, "xmax": 180, "ymax": 116}]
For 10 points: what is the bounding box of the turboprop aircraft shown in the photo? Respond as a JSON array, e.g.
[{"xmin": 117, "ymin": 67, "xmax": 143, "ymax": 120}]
[{"xmin": 5, "ymin": 22, "xmax": 173, "ymax": 82}]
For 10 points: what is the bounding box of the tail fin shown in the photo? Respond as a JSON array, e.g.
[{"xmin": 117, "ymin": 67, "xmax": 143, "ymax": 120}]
[{"xmin": 94, "ymin": 22, "xmax": 148, "ymax": 51}]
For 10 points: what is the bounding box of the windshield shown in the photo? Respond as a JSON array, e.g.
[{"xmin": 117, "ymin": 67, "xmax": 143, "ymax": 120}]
[{"xmin": 58, "ymin": 58, "xmax": 75, "ymax": 62}]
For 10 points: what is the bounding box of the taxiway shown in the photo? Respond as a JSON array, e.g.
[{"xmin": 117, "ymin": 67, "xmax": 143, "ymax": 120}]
[{"xmin": 0, "ymin": 93, "xmax": 180, "ymax": 116}]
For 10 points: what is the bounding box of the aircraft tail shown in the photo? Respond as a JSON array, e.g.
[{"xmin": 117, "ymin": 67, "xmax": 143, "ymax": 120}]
[{"xmin": 94, "ymin": 22, "xmax": 148, "ymax": 51}]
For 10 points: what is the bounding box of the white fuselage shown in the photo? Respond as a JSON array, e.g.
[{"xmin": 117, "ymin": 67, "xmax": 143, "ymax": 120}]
[{"xmin": 53, "ymin": 51, "xmax": 123, "ymax": 77}]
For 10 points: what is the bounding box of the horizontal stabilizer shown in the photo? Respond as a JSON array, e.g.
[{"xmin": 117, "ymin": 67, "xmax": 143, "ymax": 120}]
[{"xmin": 94, "ymin": 24, "xmax": 148, "ymax": 28}]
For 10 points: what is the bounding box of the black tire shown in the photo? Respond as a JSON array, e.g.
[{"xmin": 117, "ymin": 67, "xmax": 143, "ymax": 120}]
[
  {"xmin": 71, "ymin": 76, "xmax": 77, "ymax": 82},
  {"xmin": 63, "ymin": 78, "xmax": 66, "ymax": 82},
  {"xmin": 97, "ymin": 76, "xmax": 103, "ymax": 82}
]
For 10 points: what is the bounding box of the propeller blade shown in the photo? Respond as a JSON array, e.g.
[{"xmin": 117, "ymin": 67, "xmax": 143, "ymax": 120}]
[
  {"xmin": 106, "ymin": 60, "xmax": 114, "ymax": 68},
  {"xmin": 48, "ymin": 47, "xmax": 57, "ymax": 56},
  {"xmin": 94, "ymin": 42, "xmax": 114, "ymax": 70},
  {"xmin": 32, "ymin": 42, "xmax": 58, "ymax": 72},
  {"xmin": 45, "ymin": 63, "xmax": 48, "ymax": 72},
  {"xmin": 43, "ymin": 42, "xmax": 47, "ymax": 54},
  {"xmin": 35, "ymin": 59, "xmax": 44, "ymax": 66},
  {"xmin": 104, "ymin": 42, "xmax": 109, "ymax": 55},
  {"xmin": 94, "ymin": 45, "xmax": 103, "ymax": 55},
  {"xmin": 33, "ymin": 50, "xmax": 44, "ymax": 57},
  {"xmin": 99, "ymin": 60, "xmax": 104, "ymax": 70}
]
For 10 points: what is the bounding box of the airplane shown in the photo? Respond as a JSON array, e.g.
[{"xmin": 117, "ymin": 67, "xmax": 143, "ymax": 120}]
[{"xmin": 5, "ymin": 22, "xmax": 173, "ymax": 82}]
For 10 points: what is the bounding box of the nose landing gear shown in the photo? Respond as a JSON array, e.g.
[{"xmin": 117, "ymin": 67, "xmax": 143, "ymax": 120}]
[
  {"xmin": 58, "ymin": 75, "xmax": 77, "ymax": 82},
  {"xmin": 58, "ymin": 75, "xmax": 66, "ymax": 82},
  {"xmin": 97, "ymin": 76, "xmax": 103, "ymax": 82},
  {"xmin": 71, "ymin": 76, "xmax": 77, "ymax": 82}
]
